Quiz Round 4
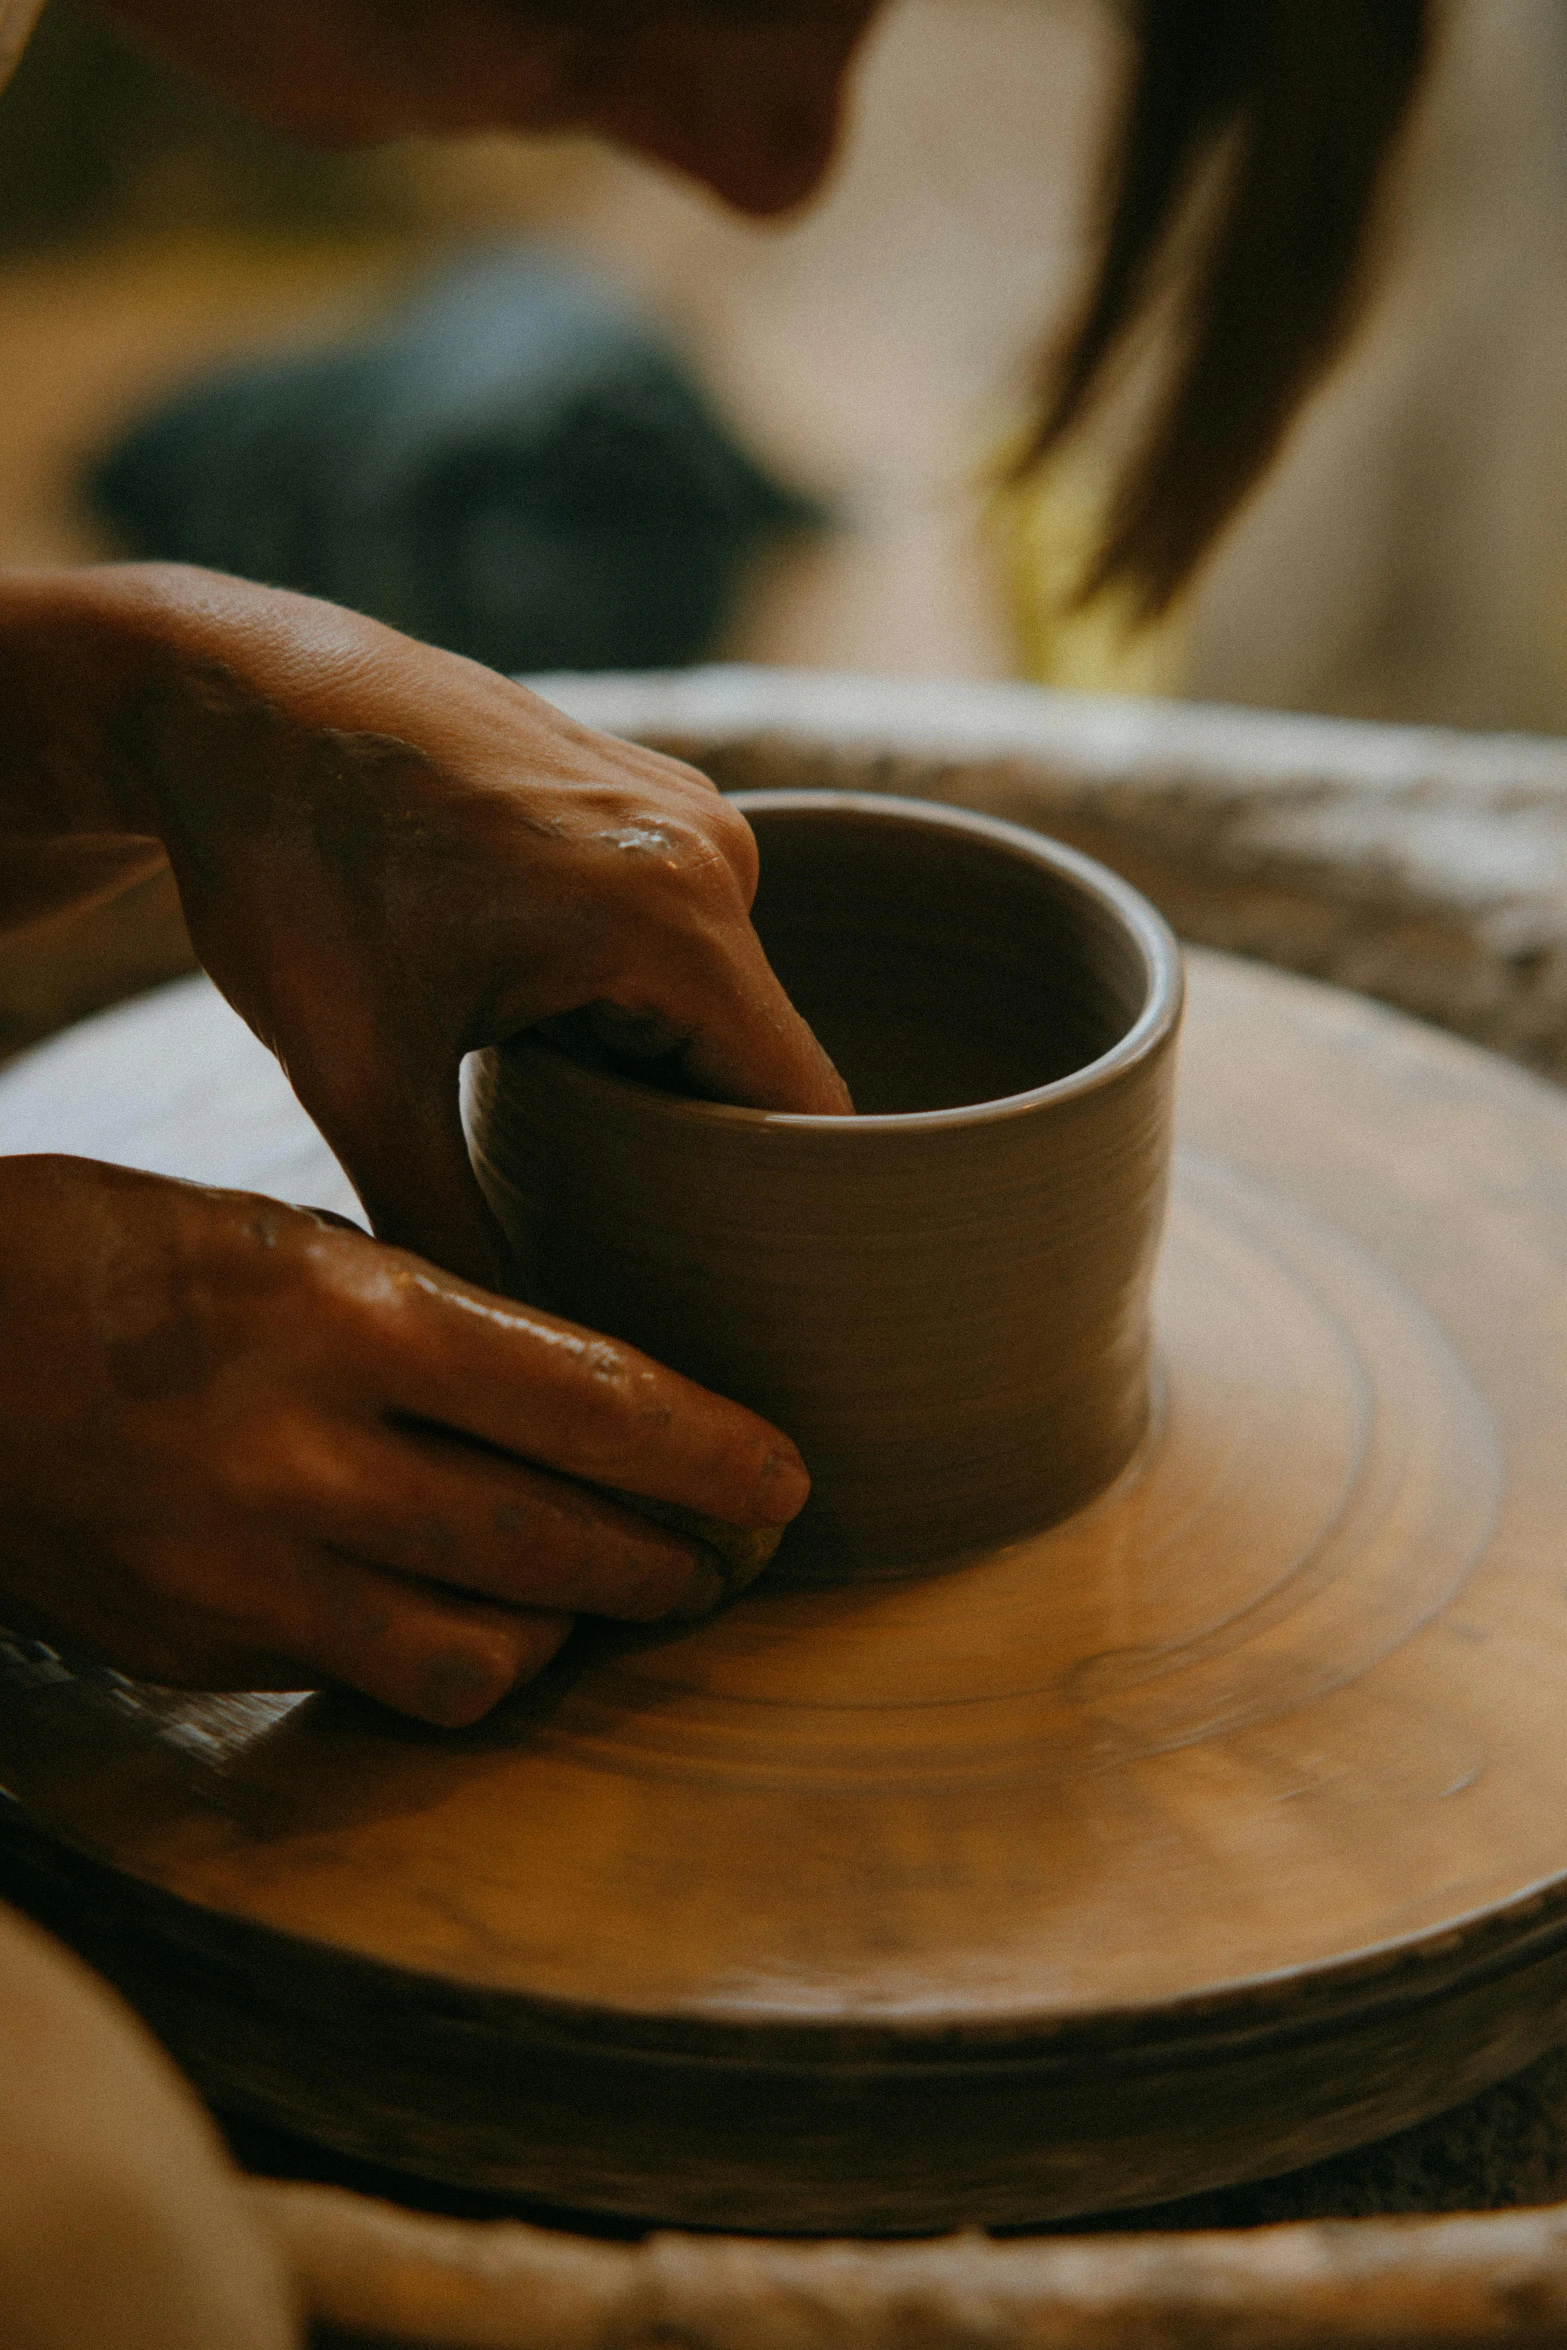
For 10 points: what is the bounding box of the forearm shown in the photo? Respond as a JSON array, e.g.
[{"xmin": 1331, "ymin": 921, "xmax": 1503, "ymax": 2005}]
[
  {"xmin": 0, "ymin": 562, "xmax": 422, "ymax": 835},
  {"xmin": 0, "ymin": 561, "xmax": 589, "ymax": 930},
  {"xmin": 0, "ymin": 565, "xmax": 266, "ymax": 931},
  {"xmin": 0, "ymin": 568, "xmax": 169, "ymax": 928},
  {"xmin": 0, "ymin": 564, "xmax": 183, "ymax": 839},
  {"xmin": 0, "ymin": 561, "xmax": 471, "ymax": 933}
]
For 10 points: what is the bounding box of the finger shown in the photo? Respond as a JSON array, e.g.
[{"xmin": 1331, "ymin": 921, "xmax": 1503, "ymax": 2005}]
[
  {"xmin": 227, "ymin": 921, "xmax": 513, "ymax": 1293},
  {"xmin": 300, "ymin": 1044, "xmax": 517, "ymax": 1293},
  {"xmin": 607, "ymin": 790, "xmax": 848, "ymax": 1112},
  {"xmin": 474, "ymin": 790, "xmax": 850, "ymax": 1115},
  {"xmin": 291, "ymin": 1206, "xmax": 368, "ymax": 1237},
  {"xmin": 373, "ymin": 1267, "xmax": 812, "ymax": 1531},
  {"xmin": 106, "ymin": 1527, "xmax": 571, "ymax": 1728},
  {"xmin": 671, "ymin": 931, "xmax": 854, "ymax": 1117},
  {"xmin": 590, "ymin": 916, "xmax": 852, "ymax": 1117},
  {"xmin": 284, "ymin": 1425, "xmax": 724, "ymax": 1623},
  {"xmin": 282, "ymin": 1545, "xmax": 572, "ymax": 1728},
  {"xmin": 541, "ymin": 986, "xmax": 856, "ymax": 1124}
]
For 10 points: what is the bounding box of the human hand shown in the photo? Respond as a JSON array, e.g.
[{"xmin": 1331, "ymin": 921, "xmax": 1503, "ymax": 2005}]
[
  {"xmin": 115, "ymin": 571, "xmax": 850, "ymax": 1290},
  {"xmin": 0, "ymin": 1157, "xmax": 808, "ymax": 1725}
]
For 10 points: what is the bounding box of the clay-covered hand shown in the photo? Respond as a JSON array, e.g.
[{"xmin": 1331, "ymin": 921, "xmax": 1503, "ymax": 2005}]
[
  {"xmin": 0, "ymin": 565, "xmax": 849, "ymax": 1285},
  {"xmin": 0, "ymin": 1157, "xmax": 808, "ymax": 1725},
  {"xmin": 94, "ymin": 571, "xmax": 850, "ymax": 1288}
]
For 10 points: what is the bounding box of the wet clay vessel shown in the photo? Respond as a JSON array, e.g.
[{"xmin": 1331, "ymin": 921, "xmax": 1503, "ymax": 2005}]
[
  {"xmin": 3, "ymin": 943, "xmax": 1567, "ymax": 2231},
  {"xmin": 467, "ymin": 793, "xmax": 1183, "ymax": 1572}
]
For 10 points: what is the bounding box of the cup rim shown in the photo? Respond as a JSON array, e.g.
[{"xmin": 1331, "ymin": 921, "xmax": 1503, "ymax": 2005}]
[{"xmin": 503, "ymin": 790, "xmax": 1185, "ymax": 1135}]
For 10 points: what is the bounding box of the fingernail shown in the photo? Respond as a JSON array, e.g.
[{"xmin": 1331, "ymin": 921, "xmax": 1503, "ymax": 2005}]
[
  {"xmin": 752, "ymin": 1448, "xmax": 811, "ymax": 1526},
  {"xmin": 671, "ymin": 1554, "xmax": 727, "ymax": 1622}
]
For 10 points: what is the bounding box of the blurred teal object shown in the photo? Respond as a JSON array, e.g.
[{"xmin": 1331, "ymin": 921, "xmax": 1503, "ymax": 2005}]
[{"xmin": 90, "ymin": 252, "xmax": 824, "ymax": 674}]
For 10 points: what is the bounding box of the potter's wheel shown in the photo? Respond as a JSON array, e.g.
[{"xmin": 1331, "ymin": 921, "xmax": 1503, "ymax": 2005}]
[{"xmin": 3, "ymin": 948, "xmax": 1567, "ymax": 2232}]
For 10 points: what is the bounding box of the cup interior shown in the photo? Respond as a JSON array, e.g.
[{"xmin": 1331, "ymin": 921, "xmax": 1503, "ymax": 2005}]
[{"xmin": 741, "ymin": 799, "xmax": 1153, "ymax": 1115}]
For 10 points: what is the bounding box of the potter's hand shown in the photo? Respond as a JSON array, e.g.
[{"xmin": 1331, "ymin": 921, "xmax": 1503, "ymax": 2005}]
[
  {"xmin": 0, "ymin": 566, "xmax": 849, "ymax": 1287},
  {"xmin": 0, "ymin": 1159, "xmax": 807, "ymax": 1725}
]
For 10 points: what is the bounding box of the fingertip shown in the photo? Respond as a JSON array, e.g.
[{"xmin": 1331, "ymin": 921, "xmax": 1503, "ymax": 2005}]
[
  {"xmin": 341, "ymin": 1100, "xmax": 518, "ymax": 1293},
  {"xmin": 773, "ymin": 1019, "xmax": 854, "ymax": 1118},
  {"xmin": 411, "ymin": 1611, "xmax": 572, "ymax": 1728},
  {"xmin": 811, "ymin": 1057, "xmax": 856, "ymax": 1118},
  {"xmin": 750, "ymin": 1446, "xmax": 812, "ymax": 1527}
]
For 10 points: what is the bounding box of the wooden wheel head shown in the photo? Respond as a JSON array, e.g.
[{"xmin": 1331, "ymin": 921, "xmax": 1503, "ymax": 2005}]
[{"xmin": 3, "ymin": 950, "xmax": 1567, "ymax": 2227}]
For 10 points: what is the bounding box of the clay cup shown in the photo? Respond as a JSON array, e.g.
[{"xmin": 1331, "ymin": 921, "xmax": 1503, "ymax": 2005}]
[{"xmin": 467, "ymin": 792, "xmax": 1183, "ymax": 1577}]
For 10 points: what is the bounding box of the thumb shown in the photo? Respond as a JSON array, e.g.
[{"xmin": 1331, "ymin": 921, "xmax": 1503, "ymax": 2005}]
[{"xmin": 297, "ymin": 1048, "xmax": 515, "ymax": 1292}]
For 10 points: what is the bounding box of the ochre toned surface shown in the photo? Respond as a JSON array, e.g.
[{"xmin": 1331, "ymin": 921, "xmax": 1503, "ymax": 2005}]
[
  {"xmin": 2, "ymin": 950, "xmax": 1567, "ymax": 2226},
  {"xmin": 261, "ymin": 2180, "xmax": 1567, "ymax": 2350}
]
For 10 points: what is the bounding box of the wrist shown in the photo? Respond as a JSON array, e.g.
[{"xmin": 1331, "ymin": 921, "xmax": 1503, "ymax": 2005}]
[
  {"xmin": 0, "ymin": 563, "xmax": 415, "ymax": 842},
  {"xmin": 0, "ymin": 563, "xmax": 238, "ymax": 839}
]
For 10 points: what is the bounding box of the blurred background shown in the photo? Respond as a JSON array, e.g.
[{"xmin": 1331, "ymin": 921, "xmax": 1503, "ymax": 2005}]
[{"xmin": 2, "ymin": 0, "xmax": 1565, "ymax": 1050}]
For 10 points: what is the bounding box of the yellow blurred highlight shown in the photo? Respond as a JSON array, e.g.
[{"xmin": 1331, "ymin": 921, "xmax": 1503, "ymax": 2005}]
[{"xmin": 988, "ymin": 450, "xmax": 1190, "ymax": 697}]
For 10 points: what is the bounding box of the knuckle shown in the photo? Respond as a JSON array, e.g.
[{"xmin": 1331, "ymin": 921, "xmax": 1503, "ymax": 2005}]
[
  {"xmin": 620, "ymin": 796, "xmax": 751, "ymax": 909},
  {"xmin": 328, "ymin": 1279, "xmax": 408, "ymax": 1360},
  {"xmin": 649, "ymin": 824, "xmax": 738, "ymax": 907},
  {"xmin": 700, "ymin": 794, "xmax": 759, "ymax": 884},
  {"xmin": 253, "ymin": 1218, "xmax": 349, "ymax": 1310},
  {"xmin": 627, "ymin": 741, "xmax": 721, "ymax": 805},
  {"xmin": 580, "ymin": 1335, "xmax": 634, "ymax": 1391},
  {"xmin": 713, "ymin": 791, "xmax": 757, "ymax": 851},
  {"xmin": 569, "ymin": 1352, "xmax": 674, "ymax": 1455}
]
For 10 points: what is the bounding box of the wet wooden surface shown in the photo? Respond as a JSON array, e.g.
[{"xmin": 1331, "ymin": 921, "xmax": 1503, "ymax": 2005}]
[{"xmin": 2, "ymin": 946, "xmax": 1566, "ymax": 2228}]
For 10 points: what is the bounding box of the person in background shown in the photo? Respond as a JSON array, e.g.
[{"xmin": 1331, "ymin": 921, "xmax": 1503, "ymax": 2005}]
[{"xmin": 0, "ymin": 6, "xmax": 1434, "ymax": 2344}]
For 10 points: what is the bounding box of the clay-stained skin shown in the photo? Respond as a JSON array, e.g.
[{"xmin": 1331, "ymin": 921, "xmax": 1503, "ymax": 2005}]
[
  {"xmin": 600, "ymin": 822, "xmax": 681, "ymax": 855},
  {"xmin": 13, "ymin": 568, "xmax": 851, "ymax": 1294},
  {"xmin": 0, "ymin": 5, "xmax": 870, "ymax": 2328},
  {"xmin": 0, "ymin": 565, "xmax": 838, "ymax": 1722},
  {"xmin": 0, "ymin": 1156, "xmax": 806, "ymax": 1725},
  {"xmin": 0, "ymin": 0, "xmax": 866, "ymax": 1740}
]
